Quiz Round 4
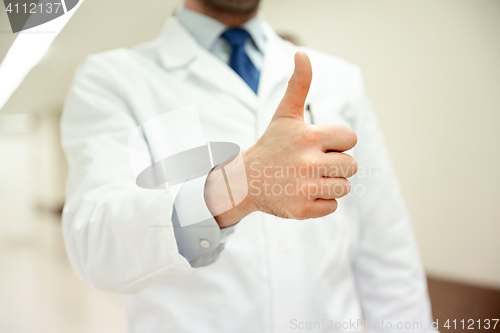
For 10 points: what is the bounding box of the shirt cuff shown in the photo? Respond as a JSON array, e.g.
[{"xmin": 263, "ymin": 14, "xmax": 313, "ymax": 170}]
[{"xmin": 171, "ymin": 174, "xmax": 235, "ymax": 267}]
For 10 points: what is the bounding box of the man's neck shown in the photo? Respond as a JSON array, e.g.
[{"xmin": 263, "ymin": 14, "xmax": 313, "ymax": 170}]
[{"xmin": 184, "ymin": 0, "xmax": 258, "ymax": 27}]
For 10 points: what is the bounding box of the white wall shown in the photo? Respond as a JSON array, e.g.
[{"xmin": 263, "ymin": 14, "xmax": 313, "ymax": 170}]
[
  {"xmin": 262, "ymin": 0, "xmax": 500, "ymax": 288},
  {"xmin": 0, "ymin": 134, "xmax": 37, "ymax": 236}
]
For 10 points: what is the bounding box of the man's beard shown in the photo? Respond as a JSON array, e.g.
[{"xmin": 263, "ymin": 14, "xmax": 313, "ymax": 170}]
[{"xmin": 200, "ymin": 0, "xmax": 260, "ymax": 16}]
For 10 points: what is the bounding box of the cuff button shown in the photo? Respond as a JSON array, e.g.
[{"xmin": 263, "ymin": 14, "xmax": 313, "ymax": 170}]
[{"xmin": 200, "ymin": 239, "xmax": 211, "ymax": 248}]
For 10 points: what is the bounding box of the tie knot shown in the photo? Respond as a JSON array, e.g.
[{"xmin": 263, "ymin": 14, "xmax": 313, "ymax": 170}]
[{"xmin": 221, "ymin": 28, "xmax": 250, "ymax": 47}]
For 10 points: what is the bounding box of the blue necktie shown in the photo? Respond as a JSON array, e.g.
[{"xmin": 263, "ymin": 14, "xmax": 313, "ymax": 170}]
[{"xmin": 221, "ymin": 28, "xmax": 260, "ymax": 93}]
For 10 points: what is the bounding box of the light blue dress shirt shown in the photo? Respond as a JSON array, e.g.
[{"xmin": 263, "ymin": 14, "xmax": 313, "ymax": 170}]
[
  {"xmin": 177, "ymin": 6, "xmax": 267, "ymax": 70},
  {"xmin": 172, "ymin": 7, "xmax": 267, "ymax": 267}
]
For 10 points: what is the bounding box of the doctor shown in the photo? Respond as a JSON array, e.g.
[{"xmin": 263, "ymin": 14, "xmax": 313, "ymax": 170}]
[{"xmin": 61, "ymin": 0, "xmax": 434, "ymax": 332}]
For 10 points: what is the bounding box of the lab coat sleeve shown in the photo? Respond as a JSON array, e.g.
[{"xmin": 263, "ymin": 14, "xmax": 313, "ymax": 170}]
[
  {"xmin": 350, "ymin": 68, "xmax": 435, "ymax": 331},
  {"xmin": 60, "ymin": 55, "xmax": 222, "ymax": 293},
  {"xmin": 172, "ymin": 174, "xmax": 235, "ymax": 266}
]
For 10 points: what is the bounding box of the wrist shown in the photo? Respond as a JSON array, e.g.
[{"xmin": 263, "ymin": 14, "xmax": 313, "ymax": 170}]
[{"xmin": 204, "ymin": 149, "xmax": 257, "ymax": 228}]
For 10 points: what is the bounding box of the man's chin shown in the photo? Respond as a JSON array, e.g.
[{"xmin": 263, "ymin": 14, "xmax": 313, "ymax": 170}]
[{"xmin": 200, "ymin": 0, "xmax": 261, "ymax": 16}]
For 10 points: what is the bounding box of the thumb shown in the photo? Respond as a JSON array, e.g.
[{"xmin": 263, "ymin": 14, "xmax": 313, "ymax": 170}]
[{"xmin": 273, "ymin": 51, "xmax": 312, "ymax": 121}]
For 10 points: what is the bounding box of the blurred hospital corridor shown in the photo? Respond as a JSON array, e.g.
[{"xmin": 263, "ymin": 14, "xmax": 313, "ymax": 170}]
[{"xmin": 0, "ymin": 116, "xmax": 125, "ymax": 333}]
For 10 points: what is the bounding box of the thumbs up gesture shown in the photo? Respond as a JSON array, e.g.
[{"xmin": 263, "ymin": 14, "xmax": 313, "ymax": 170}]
[{"xmin": 205, "ymin": 52, "xmax": 358, "ymax": 227}]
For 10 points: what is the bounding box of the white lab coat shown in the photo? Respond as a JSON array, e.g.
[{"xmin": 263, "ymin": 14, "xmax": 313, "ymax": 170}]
[{"xmin": 61, "ymin": 17, "xmax": 434, "ymax": 333}]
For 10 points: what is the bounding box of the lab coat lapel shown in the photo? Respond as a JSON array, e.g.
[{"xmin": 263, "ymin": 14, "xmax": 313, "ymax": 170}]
[
  {"xmin": 157, "ymin": 17, "xmax": 258, "ymax": 110},
  {"xmin": 253, "ymin": 22, "xmax": 296, "ymax": 134},
  {"xmin": 257, "ymin": 22, "xmax": 295, "ymax": 105}
]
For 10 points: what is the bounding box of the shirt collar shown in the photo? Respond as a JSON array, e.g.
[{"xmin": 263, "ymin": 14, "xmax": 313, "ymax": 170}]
[
  {"xmin": 176, "ymin": 5, "xmax": 267, "ymax": 53},
  {"xmin": 243, "ymin": 13, "xmax": 266, "ymax": 53}
]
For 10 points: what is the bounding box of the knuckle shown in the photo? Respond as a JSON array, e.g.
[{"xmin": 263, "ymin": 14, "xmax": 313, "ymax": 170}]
[
  {"xmin": 339, "ymin": 178, "xmax": 351, "ymax": 197},
  {"xmin": 338, "ymin": 155, "xmax": 352, "ymax": 176},
  {"xmin": 340, "ymin": 154, "xmax": 357, "ymax": 177},
  {"xmin": 337, "ymin": 125, "xmax": 357, "ymax": 147},
  {"xmin": 301, "ymin": 126, "xmax": 320, "ymax": 145},
  {"xmin": 287, "ymin": 75, "xmax": 298, "ymax": 90},
  {"xmin": 291, "ymin": 202, "xmax": 312, "ymax": 220},
  {"xmin": 351, "ymin": 157, "xmax": 358, "ymax": 175},
  {"xmin": 345, "ymin": 179, "xmax": 352, "ymax": 194},
  {"xmin": 327, "ymin": 199, "xmax": 338, "ymax": 214},
  {"xmin": 329, "ymin": 178, "xmax": 350, "ymax": 198},
  {"xmin": 298, "ymin": 154, "xmax": 319, "ymax": 176},
  {"xmin": 331, "ymin": 182, "xmax": 344, "ymax": 197},
  {"xmin": 348, "ymin": 129, "xmax": 358, "ymax": 146},
  {"xmin": 307, "ymin": 157, "xmax": 321, "ymax": 174},
  {"xmin": 319, "ymin": 199, "xmax": 338, "ymax": 216},
  {"xmin": 342, "ymin": 178, "xmax": 351, "ymax": 195}
]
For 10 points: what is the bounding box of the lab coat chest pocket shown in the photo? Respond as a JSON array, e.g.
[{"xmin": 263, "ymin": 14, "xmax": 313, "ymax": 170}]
[{"xmin": 304, "ymin": 99, "xmax": 355, "ymax": 129}]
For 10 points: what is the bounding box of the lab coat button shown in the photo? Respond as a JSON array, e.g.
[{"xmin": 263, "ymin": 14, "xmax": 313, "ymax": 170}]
[{"xmin": 200, "ymin": 239, "xmax": 211, "ymax": 248}]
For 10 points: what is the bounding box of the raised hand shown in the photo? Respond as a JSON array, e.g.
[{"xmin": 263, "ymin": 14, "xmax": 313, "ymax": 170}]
[{"xmin": 205, "ymin": 52, "xmax": 358, "ymax": 227}]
